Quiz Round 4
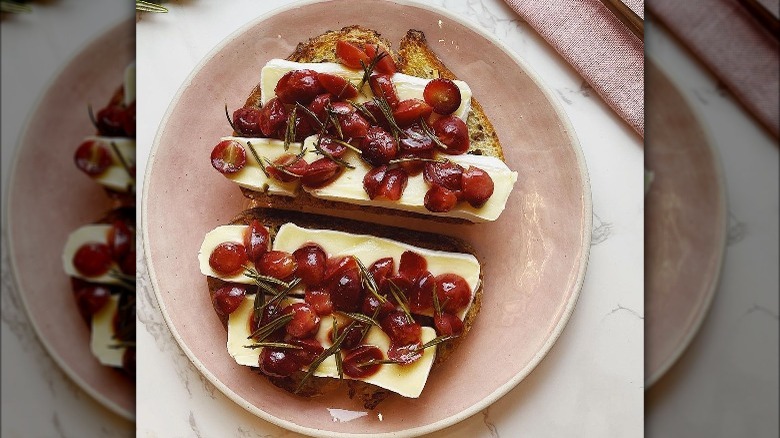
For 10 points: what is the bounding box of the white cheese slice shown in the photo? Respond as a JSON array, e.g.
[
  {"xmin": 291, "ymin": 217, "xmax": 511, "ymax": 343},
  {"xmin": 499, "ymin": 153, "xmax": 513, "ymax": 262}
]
[
  {"xmin": 219, "ymin": 135, "xmax": 517, "ymax": 222},
  {"xmin": 123, "ymin": 62, "xmax": 136, "ymax": 106},
  {"xmin": 62, "ymin": 224, "xmax": 121, "ymax": 285},
  {"xmin": 84, "ymin": 136, "xmax": 135, "ymax": 193},
  {"xmin": 226, "ymin": 294, "xmax": 437, "ymax": 398},
  {"xmin": 90, "ymin": 294, "xmax": 125, "ymax": 367},
  {"xmin": 260, "ymin": 59, "xmax": 472, "ymax": 120},
  {"xmin": 198, "ymin": 223, "xmax": 480, "ymax": 320},
  {"xmin": 219, "ymin": 138, "xmax": 303, "ymax": 196}
]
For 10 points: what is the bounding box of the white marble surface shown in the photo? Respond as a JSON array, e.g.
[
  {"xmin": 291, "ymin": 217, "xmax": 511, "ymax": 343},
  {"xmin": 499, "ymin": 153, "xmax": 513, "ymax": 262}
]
[
  {"xmin": 135, "ymin": 1, "xmax": 643, "ymax": 437},
  {"xmin": 645, "ymin": 18, "xmax": 779, "ymax": 437},
  {"xmin": 1, "ymin": 3, "xmax": 135, "ymax": 437}
]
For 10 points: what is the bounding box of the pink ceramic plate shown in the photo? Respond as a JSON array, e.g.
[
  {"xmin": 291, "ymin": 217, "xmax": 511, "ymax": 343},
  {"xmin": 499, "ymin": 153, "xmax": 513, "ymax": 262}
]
[
  {"xmin": 5, "ymin": 20, "xmax": 135, "ymax": 420},
  {"xmin": 645, "ymin": 62, "xmax": 728, "ymax": 387},
  {"xmin": 143, "ymin": 1, "xmax": 590, "ymax": 436}
]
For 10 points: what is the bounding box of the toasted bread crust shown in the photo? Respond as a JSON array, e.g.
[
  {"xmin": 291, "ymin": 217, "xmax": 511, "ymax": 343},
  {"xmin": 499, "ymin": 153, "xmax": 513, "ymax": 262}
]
[
  {"xmin": 237, "ymin": 26, "xmax": 503, "ymax": 224},
  {"xmin": 206, "ymin": 208, "xmax": 483, "ymax": 407}
]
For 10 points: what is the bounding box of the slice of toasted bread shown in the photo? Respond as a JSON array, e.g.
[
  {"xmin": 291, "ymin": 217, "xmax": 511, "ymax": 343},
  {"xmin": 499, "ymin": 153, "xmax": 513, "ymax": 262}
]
[
  {"xmin": 237, "ymin": 26, "xmax": 504, "ymax": 223},
  {"xmin": 205, "ymin": 207, "xmax": 483, "ymax": 408}
]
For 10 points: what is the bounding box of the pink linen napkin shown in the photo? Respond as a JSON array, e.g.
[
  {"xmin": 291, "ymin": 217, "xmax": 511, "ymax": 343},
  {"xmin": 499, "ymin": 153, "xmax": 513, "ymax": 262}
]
[
  {"xmin": 649, "ymin": 0, "xmax": 779, "ymax": 138},
  {"xmin": 503, "ymin": 0, "xmax": 645, "ymax": 137}
]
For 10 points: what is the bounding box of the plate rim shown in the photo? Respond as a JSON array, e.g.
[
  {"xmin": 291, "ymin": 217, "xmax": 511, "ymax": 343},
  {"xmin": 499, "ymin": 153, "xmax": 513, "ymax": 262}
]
[
  {"xmin": 644, "ymin": 60, "xmax": 729, "ymax": 388},
  {"xmin": 141, "ymin": 0, "xmax": 592, "ymax": 436},
  {"xmin": 3, "ymin": 18, "xmax": 136, "ymax": 422}
]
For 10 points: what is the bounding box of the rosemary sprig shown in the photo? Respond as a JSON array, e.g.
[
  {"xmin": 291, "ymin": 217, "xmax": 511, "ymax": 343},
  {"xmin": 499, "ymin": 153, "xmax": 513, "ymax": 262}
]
[
  {"xmin": 136, "ymin": 1, "xmax": 168, "ymax": 13},
  {"xmin": 419, "ymin": 117, "xmax": 449, "ymax": 151},
  {"xmin": 247, "ymin": 313, "xmax": 293, "ymax": 341},
  {"xmin": 1, "ymin": 1, "xmax": 32, "ymax": 13},
  {"xmin": 388, "ymin": 156, "xmax": 447, "ymax": 166},
  {"xmin": 325, "ymin": 105, "xmax": 344, "ymax": 140},
  {"xmin": 108, "ymin": 341, "xmax": 136, "ymax": 349},
  {"xmin": 284, "ymin": 106, "xmax": 297, "ymax": 150},
  {"xmin": 245, "ymin": 141, "xmax": 270, "ymax": 178},
  {"xmin": 355, "ymin": 258, "xmax": 386, "ymax": 303},
  {"xmin": 432, "ymin": 281, "xmax": 442, "ymax": 317},
  {"xmin": 295, "ymin": 103, "xmax": 324, "ymax": 131},
  {"xmin": 109, "ymin": 269, "xmax": 136, "ymax": 292},
  {"xmin": 263, "ymin": 157, "xmax": 304, "ymax": 178},
  {"xmin": 250, "ymin": 276, "xmax": 302, "ymax": 316},
  {"xmin": 110, "ymin": 141, "xmax": 135, "ymax": 181},
  {"xmin": 87, "ymin": 104, "xmax": 99, "ymax": 130},
  {"xmin": 332, "ymin": 319, "xmax": 344, "ymax": 379},
  {"xmin": 243, "ymin": 266, "xmax": 290, "ymax": 289},
  {"xmin": 313, "ymin": 135, "xmax": 355, "ymax": 169},
  {"xmin": 413, "ymin": 334, "xmax": 458, "ymax": 352},
  {"xmin": 338, "ymin": 311, "xmax": 380, "ymax": 327},
  {"xmin": 252, "ymin": 284, "xmax": 265, "ymax": 323},
  {"xmin": 357, "ymin": 52, "xmax": 387, "ymax": 92},
  {"xmin": 355, "ymin": 358, "xmax": 403, "ymax": 368},
  {"xmin": 348, "ymin": 100, "xmax": 378, "ymax": 124},
  {"xmin": 329, "ymin": 138, "xmax": 363, "ymax": 155},
  {"xmin": 295, "ymin": 320, "xmax": 358, "ymax": 393},
  {"xmin": 243, "ymin": 342, "xmax": 302, "ymax": 350},
  {"xmin": 386, "ymin": 279, "xmax": 413, "ymax": 323},
  {"xmin": 359, "ymin": 307, "xmax": 382, "ymax": 345},
  {"xmin": 224, "ymin": 104, "xmax": 239, "ymax": 134},
  {"xmin": 372, "ymin": 96, "xmax": 404, "ymax": 142}
]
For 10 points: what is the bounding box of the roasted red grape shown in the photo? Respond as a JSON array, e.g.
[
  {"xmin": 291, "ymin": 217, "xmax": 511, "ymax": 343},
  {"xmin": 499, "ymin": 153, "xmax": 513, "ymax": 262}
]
[
  {"xmin": 317, "ymin": 72, "xmax": 358, "ymax": 100},
  {"xmin": 284, "ymin": 302, "xmax": 321, "ymax": 338},
  {"xmin": 210, "ymin": 139, "xmax": 246, "ymax": 174},
  {"xmin": 243, "ymin": 219, "xmax": 270, "ymax": 264},
  {"xmin": 301, "ymin": 158, "xmax": 341, "ymax": 188},
  {"xmin": 380, "ymin": 311, "xmax": 421, "ymax": 345},
  {"xmin": 409, "ymin": 271, "xmax": 435, "ymax": 313},
  {"xmin": 74, "ymin": 285, "xmax": 111, "ymax": 319},
  {"xmin": 461, "ymin": 166, "xmax": 495, "ymax": 207},
  {"xmin": 431, "ymin": 116, "xmax": 469, "ymax": 154},
  {"xmin": 258, "ymin": 97, "xmax": 289, "ymax": 138},
  {"xmin": 423, "ymin": 160, "xmax": 464, "ymax": 191},
  {"xmin": 378, "ymin": 167, "xmax": 408, "ymax": 201},
  {"xmin": 364, "ymin": 43, "xmax": 396, "ymax": 74},
  {"xmin": 275, "ymin": 69, "xmax": 324, "ymax": 105},
  {"xmin": 434, "ymin": 312, "xmax": 464, "ymax": 336},
  {"xmin": 293, "ymin": 244, "xmax": 327, "ymax": 286},
  {"xmin": 342, "ymin": 345, "xmax": 384, "ymax": 378},
  {"xmin": 398, "ymin": 251, "xmax": 427, "ymax": 281},
  {"xmin": 434, "ymin": 273, "xmax": 471, "ymax": 313},
  {"xmin": 361, "ymin": 126, "xmax": 397, "ymax": 166},
  {"xmin": 232, "ymin": 106, "xmax": 264, "ymax": 137},
  {"xmin": 208, "ymin": 242, "xmax": 248, "ymax": 276},
  {"xmin": 257, "ymin": 250, "xmax": 297, "ymax": 280},
  {"xmin": 74, "ymin": 140, "xmax": 112, "ymax": 176},
  {"xmin": 424, "ymin": 185, "xmax": 458, "ymax": 212},
  {"xmin": 259, "ymin": 348, "xmax": 299, "ymax": 377},
  {"xmin": 423, "ymin": 78, "xmax": 462, "ymax": 115},
  {"xmin": 328, "ymin": 267, "xmax": 363, "ymax": 312},
  {"xmin": 369, "ymin": 74, "xmax": 399, "ymax": 108},
  {"xmin": 392, "ymin": 99, "xmax": 433, "ymax": 127},
  {"xmin": 335, "ymin": 40, "xmax": 370, "ymax": 70},
  {"xmin": 305, "ymin": 286, "xmax": 334, "ymax": 316},
  {"xmin": 212, "ymin": 284, "xmax": 247, "ymax": 316},
  {"xmin": 73, "ymin": 243, "xmax": 113, "ymax": 277},
  {"xmin": 363, "ymin": 165, "xmax": 388, "ymax": 200},
  {"xmin": 95, "ymin": 105, "xmax": 127, "ymax": 136},
  {"xmin": 107, "ymin": 220, "xmax": 132, "ymax": 261}
]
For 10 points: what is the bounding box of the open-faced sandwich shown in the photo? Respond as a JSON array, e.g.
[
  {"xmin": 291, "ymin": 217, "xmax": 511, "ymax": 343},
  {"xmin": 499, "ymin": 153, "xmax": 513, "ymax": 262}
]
[
  {"xmin": 210, "ymin": 26, "xmax": 517, "ymax": 223},
  {"xmin": 63, "ymin": 207, "xmax": 136, "ymax": 378},
  {"xmin": 199, "ymin": 208, "xmax": 481, "ymax": 408},
  {"xmin": 199, "ymin": 26, "xmax": 515, "ymax": 408},
  {"xmin": 73, "ymin": 62, "xmax": 136, "ymax": 202},
  {"xmin": 63, "ymin": 62, "xmax": 137, "ymax": 377}
]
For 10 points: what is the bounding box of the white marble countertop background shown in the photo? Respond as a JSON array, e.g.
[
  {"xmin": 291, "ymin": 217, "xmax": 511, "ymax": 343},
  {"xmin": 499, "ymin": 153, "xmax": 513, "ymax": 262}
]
[{"xmin": 134, "ymin": 1, "xmax": 644, "ymax": 437}]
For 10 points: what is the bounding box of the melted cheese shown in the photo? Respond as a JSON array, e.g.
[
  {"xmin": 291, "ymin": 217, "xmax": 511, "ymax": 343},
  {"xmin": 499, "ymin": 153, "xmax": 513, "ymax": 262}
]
[
  {"xmin": 219, "ymin": 134, "xmax": 517, "ymax": 222},
  {"xmin": 90, "ymin": 294, "xmax": 125, "ymax": 367},
  {"xmin": 62, "ymin": 224, "xmax": 121, "ymax": 285},
  {"xmin": 84, "ymin": 136, "xmax": 136, "ymax": 193},
  {"xmin": 260, "ymin": 59, "xmax": 472, "ymax": 120},
  {"xmin": 199, "ymin": 223, "xmax": 479, "ymax": 320},
  {"xmin": 226, "ymin": 295, "xmax": 437, "ymax": 398}
]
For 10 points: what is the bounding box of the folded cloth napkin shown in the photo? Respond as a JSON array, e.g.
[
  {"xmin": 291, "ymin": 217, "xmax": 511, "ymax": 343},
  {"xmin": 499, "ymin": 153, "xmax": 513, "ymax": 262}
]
[
  {"xmin": 503, "ymin": 0, "xmax": 645, "ymax": 137},
  {"xmin": 649, "ymin": 0, "xmax": 779, "ymax": 138}
]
